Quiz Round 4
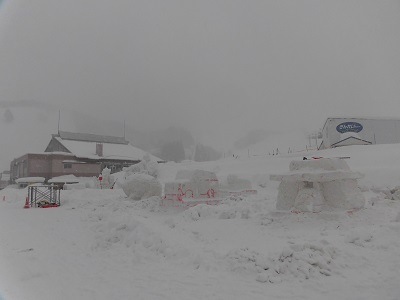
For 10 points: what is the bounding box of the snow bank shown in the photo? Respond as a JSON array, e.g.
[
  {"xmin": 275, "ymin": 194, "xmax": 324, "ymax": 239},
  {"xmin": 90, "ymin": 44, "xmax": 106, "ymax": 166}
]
[
  {"xmin": 227, "ymin": 242, "xmax": 338, "ymax": 283},
  {"xmin": 92, "ymin": 217, "xmax": 174, "ymax": 259}
]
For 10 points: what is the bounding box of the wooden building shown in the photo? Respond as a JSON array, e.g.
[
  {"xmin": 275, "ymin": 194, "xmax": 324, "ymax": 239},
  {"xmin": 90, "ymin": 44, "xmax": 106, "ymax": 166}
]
[{"xmin": 10, "ymin": 131, "xmax": 161, "ymax": 183}]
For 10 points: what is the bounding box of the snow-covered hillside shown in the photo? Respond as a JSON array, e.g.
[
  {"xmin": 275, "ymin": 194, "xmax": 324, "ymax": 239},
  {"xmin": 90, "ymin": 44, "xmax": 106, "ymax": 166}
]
[{"xmin": 1, "ymin": 143, "xmax": 400, "ymax": 300}]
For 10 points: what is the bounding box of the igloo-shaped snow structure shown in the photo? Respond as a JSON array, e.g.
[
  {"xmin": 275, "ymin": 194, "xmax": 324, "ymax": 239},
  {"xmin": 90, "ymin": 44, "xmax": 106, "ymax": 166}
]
[{"xmin": 270, "ymin": 158, "xmax": 365, "ymax": 212}]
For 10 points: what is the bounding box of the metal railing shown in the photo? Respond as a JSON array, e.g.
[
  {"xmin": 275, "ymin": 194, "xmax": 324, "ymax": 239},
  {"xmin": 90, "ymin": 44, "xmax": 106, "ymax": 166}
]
[{"xmin": 27, "ymin": 185, "xmax": 61, "ymax": 207}]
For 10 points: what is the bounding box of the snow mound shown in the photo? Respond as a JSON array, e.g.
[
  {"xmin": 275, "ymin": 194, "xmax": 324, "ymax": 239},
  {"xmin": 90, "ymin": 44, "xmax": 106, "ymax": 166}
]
[
  {"xmin": 226, "ymin": 243, "xmax": 338, "ymax": 284},
  {"xmin": 92, "ymin": 216, "xmax": 189, "ymax": 261},
  {"xmin": 372, "ymin": 186, "xmax": 400, "ymax": 200},
  {"xmin": 180, "ymin": 196, "xmax": 269, "ymax": 221},
  {"xmin": 345, "ymin": 230, "xmax": 373, "ymax": 247},
  {"xmin": 395, "ymin": 212, "xmax": 400, "ymax": 222},
  {"xmin": 129, "ymin": 196, "xmax": 164, "ymax": 212},
  {"xmin": 121, "ymin": 173, "xmax": 162, "ymax": 200},
  {"xmin": 124, "ymin": 154, "xmax": 159, "ymax": 178}
]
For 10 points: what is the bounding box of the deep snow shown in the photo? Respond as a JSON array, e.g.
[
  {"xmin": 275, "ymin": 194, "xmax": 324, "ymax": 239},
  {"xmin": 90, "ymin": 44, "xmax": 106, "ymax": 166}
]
[{"xmin": 1, "ymin": 144, "xmax": 400, "ymax": 300}]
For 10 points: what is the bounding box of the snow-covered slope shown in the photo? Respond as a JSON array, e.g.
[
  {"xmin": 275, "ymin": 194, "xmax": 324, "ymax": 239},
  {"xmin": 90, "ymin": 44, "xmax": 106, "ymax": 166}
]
[{"xmin": 1, "ymin": 144, "xmax": 400, "ymax": 300}]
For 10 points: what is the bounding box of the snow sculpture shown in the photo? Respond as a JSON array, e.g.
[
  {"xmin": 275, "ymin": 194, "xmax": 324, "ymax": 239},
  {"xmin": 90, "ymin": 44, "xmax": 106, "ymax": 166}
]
[
  {"xmin": 100, "ymin": 167, "xmax": 115, "ymax": 189},
  {"xmin": 124, "ymin": 154, "xmax": 159, "ymax": 178},
  {"xmin": 120, "ymin": 155, "xmax": 161, "ymax": 199},
  {"xmin": 121, "ymin": 173, "xmax": 162, "ymax": 200},
  {"xmin": 163, "ymin": 169, "xmax": 220, "ymax": 206},
  {"xmin": 270, "ymin": 158, "xmax": 365, "ymax": 212}
]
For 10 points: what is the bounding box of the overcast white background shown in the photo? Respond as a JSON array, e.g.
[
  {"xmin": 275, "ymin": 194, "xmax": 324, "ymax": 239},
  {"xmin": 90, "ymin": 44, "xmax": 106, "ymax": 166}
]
[{"xmin": 1, "ymin": 0, "xmax": 400, "ymax": 146}]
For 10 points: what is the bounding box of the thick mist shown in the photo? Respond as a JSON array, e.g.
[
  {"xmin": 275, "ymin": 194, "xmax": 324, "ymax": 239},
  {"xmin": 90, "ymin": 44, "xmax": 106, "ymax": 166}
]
[{"xmin": 1, "ymin": 1, "xmax": 400, "ymax": 149}]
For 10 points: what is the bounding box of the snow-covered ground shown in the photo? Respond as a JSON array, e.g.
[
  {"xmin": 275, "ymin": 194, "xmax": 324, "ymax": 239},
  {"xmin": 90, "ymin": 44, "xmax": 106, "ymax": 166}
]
[{"xmin": 1, "ymin": 144, "xmax": 400, "ymax": 300}]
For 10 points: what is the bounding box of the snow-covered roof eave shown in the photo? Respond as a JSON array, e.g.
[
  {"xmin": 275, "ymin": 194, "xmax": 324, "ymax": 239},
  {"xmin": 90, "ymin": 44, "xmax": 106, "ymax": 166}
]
[
  {"xmin": 15, "ymin": 177, "xmax": 46, "ymax": 183},
  {"xmin": 55, "ymin": 137, "xmax": 162, "ymax": 162}
]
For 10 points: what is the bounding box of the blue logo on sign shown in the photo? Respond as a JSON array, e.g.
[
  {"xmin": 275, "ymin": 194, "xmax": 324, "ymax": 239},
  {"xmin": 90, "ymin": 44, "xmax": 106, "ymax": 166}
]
[{"xmin": 336, "ymin": 122, "xmax": 363, "ymax": 133}]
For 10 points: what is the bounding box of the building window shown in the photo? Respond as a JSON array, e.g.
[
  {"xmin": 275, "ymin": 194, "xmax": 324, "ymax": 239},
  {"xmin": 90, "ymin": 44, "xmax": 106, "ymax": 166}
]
[{"xmin": 64, "ymin": 163, "xmax": 72, "ymax": 169}]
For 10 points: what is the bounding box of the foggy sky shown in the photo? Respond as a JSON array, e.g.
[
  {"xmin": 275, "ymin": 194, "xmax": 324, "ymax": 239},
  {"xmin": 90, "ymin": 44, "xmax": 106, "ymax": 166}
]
[{"xmin": 1, "ymin": 1, "xmax": 400, "ymax": 147}]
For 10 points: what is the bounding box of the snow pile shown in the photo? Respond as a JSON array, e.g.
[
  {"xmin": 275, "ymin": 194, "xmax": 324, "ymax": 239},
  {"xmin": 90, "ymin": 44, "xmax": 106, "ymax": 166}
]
[
  {"xmin": 124, "ymin": 154, "xmax": 159, "ymax": 178},
  {"xmin": 92, "ymin": 217, "xmax": 177, "ymax": 260},
  {"xmin": 226, "ymin": 242, "xmax": 338, "ymax": 283},
  {"xmin": 373, "ymin": 186, "xmax": 400, "ymax": 201},
  {"xmin": 119, "ymin": 155, "xmax": 162, "ymax": 199},
  {"xmin": 221, "ymin": 174, "xmax": 252, "ymax": 191},
  {"xmin": 289, "ymin": 157, "xmax": 351, "ymax": 172},
  {"xmin": 345, "ymin": 230, "xmax": 373, "ymax": 247},
  {"xmin": 121, "ymin": 173, "xmax": 162, "ymax": 200},
  {"xmin": 179, "ymin": 195, "xmax": 269, "ymax": 222}
]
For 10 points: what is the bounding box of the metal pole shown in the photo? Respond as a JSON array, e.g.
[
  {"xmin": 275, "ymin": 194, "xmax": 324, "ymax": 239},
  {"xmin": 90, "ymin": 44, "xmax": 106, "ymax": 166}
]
[{"xmin": 58, "ymin": 110, "xmax": 61, "ymax": 135}]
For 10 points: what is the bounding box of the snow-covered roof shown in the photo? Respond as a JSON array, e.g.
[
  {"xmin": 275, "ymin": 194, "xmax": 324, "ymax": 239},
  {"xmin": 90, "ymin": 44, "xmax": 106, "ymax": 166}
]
[
  {"xmin": 62, "ymin": 160, "xmax": 87, "ymax": 164},
  {"xmin": 55, "ymin": 137, "xmax": 161, "ymax": 162},
  {"xmin": 28, "ymin": 152, "xmax": 74, "ymax": 157},
  {"xmin": 15, "ymin": 177, "xmax": 45, "ymax": 183},
  {"xmin": 48, "ymin": 175, "xmax": 79, "ymax": 183},
  {"xmin": 58, "ymin": 131, "xmax": 128, "ymax": 145}
]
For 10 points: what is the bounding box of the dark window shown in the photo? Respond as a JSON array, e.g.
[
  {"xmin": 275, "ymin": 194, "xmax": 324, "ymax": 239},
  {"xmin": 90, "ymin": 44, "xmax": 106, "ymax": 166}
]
[{"xmin": 63, "ymin": 163, "xmax": 72, "ymax": 169}]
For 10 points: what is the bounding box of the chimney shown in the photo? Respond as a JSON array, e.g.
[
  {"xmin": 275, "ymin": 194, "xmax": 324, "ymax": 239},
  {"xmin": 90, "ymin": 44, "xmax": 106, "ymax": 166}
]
[{"xmin": 96, "ymin": 143, "xmax": 103, "ymax": 157}]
